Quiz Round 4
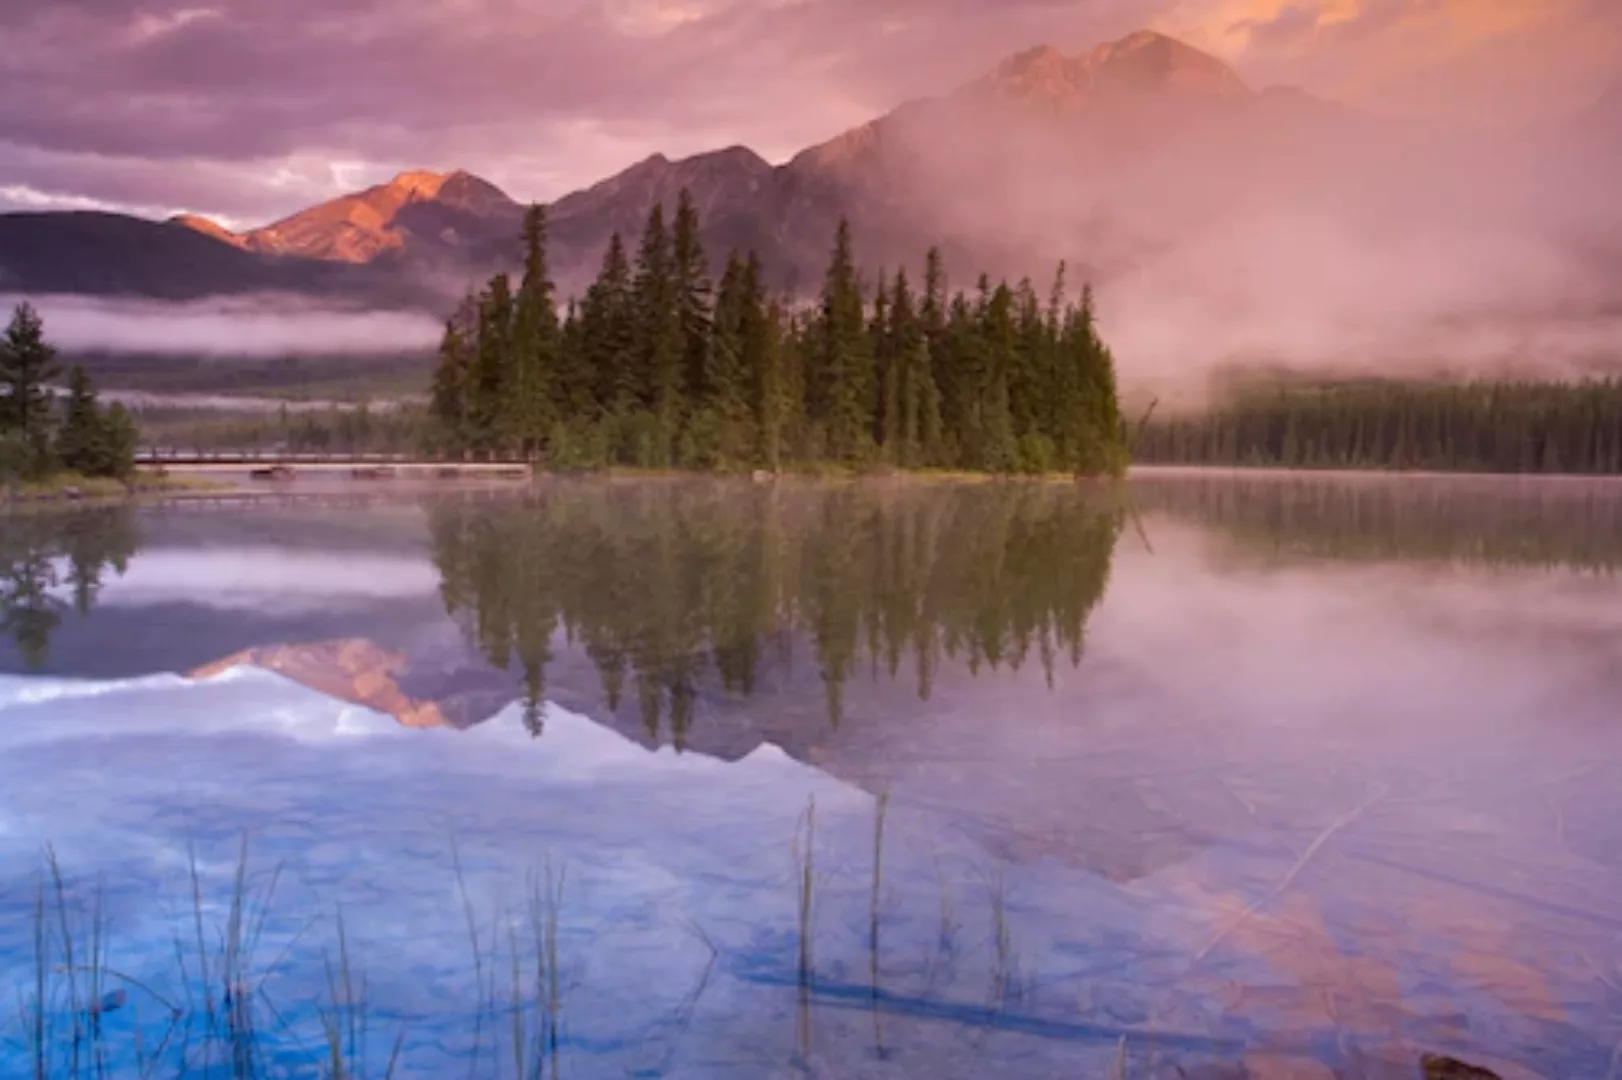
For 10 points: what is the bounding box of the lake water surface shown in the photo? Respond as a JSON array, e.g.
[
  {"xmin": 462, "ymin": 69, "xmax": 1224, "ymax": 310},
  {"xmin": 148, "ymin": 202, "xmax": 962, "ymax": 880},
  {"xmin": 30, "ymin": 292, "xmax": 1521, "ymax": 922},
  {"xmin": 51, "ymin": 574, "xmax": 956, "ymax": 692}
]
[{"xmin": 1, "ymin": 473, "xmax": 1619, "ymax": 1079}]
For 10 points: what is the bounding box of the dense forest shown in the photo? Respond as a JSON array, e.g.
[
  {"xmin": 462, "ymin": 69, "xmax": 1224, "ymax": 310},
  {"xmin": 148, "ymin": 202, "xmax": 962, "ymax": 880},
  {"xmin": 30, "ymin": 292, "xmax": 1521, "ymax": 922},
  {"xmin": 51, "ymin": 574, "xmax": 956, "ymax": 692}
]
[
  {"xmin": 1134, "ymin": 379, "xmax": 1622, "ymax": 475},
  {"xmin": 0, "ymin": 303, "xmax": 137, "ymax": 484},
  {"xmin": 428, "ymin": 194, "xmax": 1127, "ymax": 475},
  {"xmin": 428, "ymin": 482, "xmax": 1124, "ymax": 747}
]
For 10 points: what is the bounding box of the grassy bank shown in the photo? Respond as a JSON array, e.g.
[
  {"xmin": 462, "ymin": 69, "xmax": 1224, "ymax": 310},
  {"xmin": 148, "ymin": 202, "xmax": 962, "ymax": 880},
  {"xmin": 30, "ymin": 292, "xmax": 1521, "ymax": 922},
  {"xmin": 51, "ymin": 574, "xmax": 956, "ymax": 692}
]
[{"xmin": 1, "ymin": 470, "xmax": 232, "ymax": 506}]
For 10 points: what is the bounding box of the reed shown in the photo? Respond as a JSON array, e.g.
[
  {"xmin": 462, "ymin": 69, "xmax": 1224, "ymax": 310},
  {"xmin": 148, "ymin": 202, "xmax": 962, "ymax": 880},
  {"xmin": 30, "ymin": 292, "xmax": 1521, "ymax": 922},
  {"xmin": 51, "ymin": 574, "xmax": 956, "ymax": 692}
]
[{"xmin": 793, "ymin": 795, "xmax": 818, "ymax": 987}]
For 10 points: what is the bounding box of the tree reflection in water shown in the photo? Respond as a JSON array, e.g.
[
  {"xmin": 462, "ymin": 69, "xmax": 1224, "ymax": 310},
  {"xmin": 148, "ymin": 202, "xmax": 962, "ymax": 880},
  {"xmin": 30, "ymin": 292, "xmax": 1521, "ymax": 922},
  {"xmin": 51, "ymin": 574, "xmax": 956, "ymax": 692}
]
[
  {"xmin": 427, "ymin": 480, "xmax": 1125, "ymax": 747},
  {"xmin": 0, "ymin": 507, "xmax": 138, "ymax": 670}
]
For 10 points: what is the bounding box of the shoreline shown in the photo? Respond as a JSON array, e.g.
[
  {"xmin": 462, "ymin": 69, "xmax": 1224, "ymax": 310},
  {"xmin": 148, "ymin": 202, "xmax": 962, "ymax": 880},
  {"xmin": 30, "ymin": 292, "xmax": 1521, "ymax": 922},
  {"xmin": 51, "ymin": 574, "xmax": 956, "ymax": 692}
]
[{"xmin": 0, "ymin": 470, "xmax": 236, "ymax": 508}]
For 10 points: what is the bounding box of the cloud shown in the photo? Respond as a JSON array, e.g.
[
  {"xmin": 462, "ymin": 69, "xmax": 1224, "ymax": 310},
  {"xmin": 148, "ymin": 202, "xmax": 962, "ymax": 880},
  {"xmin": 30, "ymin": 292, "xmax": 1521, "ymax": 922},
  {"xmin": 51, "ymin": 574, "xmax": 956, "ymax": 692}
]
[
  {"xmin": 1166, "ymin": 0, "xmax": 1622, "ymax": 123},
  {"xmin": 0, "ymin": 0, "xmax": 1172, "ymax": 222},
  {"xmin": 2, "ymin": 0, "xmax": 1616, "ymax": 226}
]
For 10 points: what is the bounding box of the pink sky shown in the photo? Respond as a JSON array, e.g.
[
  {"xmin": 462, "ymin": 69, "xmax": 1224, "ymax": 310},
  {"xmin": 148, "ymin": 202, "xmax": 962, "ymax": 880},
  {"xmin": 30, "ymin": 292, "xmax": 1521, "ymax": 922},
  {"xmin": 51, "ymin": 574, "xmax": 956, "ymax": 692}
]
[{"xmin": 1, "ymin": 0, "xmax": 1617, "ymax": 227}]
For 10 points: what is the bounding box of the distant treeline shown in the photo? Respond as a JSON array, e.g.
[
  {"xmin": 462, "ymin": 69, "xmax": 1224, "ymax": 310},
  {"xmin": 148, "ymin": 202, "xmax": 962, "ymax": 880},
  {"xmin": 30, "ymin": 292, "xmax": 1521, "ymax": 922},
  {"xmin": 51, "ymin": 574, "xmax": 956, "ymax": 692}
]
[
  {"xmin": 70, "ymin": 350, "xmax": 430, "ymax": 401},
  {"xmin": 134, "ymin": 403, "xmax": 430, "ymax": 456},
  {"xmin": 429, "ymin": 193, "xmax": 1127, "ymax": 475},
  {"xmin": 1135, "ymin": 379, "xmax": 1622, "ymax": 475}
]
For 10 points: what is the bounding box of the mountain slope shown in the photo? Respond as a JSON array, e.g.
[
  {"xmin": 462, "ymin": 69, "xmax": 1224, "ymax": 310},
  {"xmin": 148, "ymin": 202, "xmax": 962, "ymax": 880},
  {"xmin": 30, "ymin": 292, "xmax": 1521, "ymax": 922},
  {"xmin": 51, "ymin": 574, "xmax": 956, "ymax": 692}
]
[
  {"xmin": 176, "ymin": 169, "xmax": 524, "ymax": 269},
  {"xmin": 0, "ymin": 211, "xmax": 415, "ymax": 301},
  {"xmin": 536, "ymin": 29, "xmax": 1295, "ymax": 291}
]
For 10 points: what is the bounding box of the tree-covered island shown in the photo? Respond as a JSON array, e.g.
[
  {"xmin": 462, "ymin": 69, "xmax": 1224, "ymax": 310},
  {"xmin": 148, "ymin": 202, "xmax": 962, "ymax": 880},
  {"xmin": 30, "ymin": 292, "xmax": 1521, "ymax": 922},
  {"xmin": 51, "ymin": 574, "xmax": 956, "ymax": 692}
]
[{"xmin": 429, "ymin": 192, "xmax": 1129, "ymax": 476}]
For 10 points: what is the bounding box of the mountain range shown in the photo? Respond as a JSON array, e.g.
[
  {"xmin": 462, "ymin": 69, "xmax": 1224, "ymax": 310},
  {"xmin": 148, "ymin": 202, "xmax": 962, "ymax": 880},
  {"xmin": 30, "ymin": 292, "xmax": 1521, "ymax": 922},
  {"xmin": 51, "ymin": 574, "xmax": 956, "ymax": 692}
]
[{"xmin": 2, "ymin": 29, "xmax": 1618, "ymax": 321}]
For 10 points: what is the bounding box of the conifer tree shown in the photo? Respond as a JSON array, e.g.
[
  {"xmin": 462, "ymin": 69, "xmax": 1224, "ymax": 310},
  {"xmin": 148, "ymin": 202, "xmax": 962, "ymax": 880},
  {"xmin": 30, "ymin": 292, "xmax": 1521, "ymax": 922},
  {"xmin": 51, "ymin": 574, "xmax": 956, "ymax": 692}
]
[
  {"xmin": 582, "ymin": 232, "xmax": 637, "ymax": 412},
  {"xmin": 870, "ymin": 273, "xmax": 896, "ymax": 455},
  {"xmin": 555, "ymin": 297, "xmax": 594, "ymax": 418},
  {"xmin": 633, "ymin": 203, "xmax": 682, "ymax": 458},
  {"xmin": 981, "ymin": 282, "xmax": 1019, "ymax": 473},
  {"xmin": 777, "ymin": 308, "xmax": 809, "ymax": 462},
  {"xmin": 1042, "ymin": 262, "xmax": 1068, "ymax": 441},
  {"xmin": 888, "ymin": 269, "xmax": 934, "ymax": 468},
  {"xmin": 815, "ymin": 219, "xmax": 874, "ymax": 462},
  {"xmin": 55, "ymin": 365, "xmax": 101, "ymax": 475},
  {"xmin": 1077, "ymin": 284, "xmax": 1123, "ymax": 472},
  {"xmin": 706, "ymin": 250, "xmax": 749, "ymax": 422},
  {"xmin": 429, "ymin": 298, "xmax": 476, "ymax": 456},
  {"xmin": 671, "ymin": 189, "xmax": 713, "ymax": 405},
  {"xmin": 96, "ymin": 402, "xmax": 137, "ymax": 480},
  {"xmin": 1011, "ymin": 278, "xmax": 1045, "ymax": 438},
  {"xmin": 939, "ymin": 291, "xmax": 980, "ymax": 466},
  {"xmin": 510, "ymin": 204, "xmax": 560, "ymax": 456},
  {"xmin": 469, "ymin": 274, "xmax": 515, "ymax": 456},
  {"xmin": 0, "ymin": 302, "xmax": 60, "ymax": 458},
  {"xmin": 747, "ymin": 265, "xmax": 786, "ymax": 472}
]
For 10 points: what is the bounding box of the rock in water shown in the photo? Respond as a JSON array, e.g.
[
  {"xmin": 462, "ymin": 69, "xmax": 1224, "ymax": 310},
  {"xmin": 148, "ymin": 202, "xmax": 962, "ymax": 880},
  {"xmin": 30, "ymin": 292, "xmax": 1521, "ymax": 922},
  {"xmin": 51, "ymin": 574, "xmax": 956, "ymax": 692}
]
[{"xmin": 1421, "ymin": 1055, "xmax": 1503, "ymax": 1079}]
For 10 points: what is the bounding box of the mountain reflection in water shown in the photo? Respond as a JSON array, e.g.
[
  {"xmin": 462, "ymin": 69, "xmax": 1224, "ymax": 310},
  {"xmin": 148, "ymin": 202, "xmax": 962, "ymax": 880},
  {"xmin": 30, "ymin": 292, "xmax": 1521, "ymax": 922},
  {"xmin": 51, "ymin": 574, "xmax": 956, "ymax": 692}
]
[{"xmin": 0, "ymin": 476, "xmax": 1619, "ymax": 1078}]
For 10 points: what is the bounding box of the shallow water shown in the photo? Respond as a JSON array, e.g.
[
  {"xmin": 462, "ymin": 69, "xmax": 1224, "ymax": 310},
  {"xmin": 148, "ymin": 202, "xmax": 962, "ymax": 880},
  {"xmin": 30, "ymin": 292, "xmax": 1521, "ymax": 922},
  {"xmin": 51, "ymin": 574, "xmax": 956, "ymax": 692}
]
[{"xmin": 1, "ymin": 475, "xmax": 1619, "ymax": 1079}]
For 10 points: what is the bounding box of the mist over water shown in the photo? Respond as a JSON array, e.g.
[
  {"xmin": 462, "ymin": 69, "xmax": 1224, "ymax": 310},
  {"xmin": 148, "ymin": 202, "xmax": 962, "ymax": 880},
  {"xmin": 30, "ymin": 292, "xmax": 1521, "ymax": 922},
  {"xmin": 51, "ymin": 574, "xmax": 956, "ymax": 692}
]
[
  {"xmin": 0, "ymin": 477, "xmax": 1619, "ymax": 1076},
  {"xmin": 0, "ymin": 291, "xmax": 441, "ymax": 358}
]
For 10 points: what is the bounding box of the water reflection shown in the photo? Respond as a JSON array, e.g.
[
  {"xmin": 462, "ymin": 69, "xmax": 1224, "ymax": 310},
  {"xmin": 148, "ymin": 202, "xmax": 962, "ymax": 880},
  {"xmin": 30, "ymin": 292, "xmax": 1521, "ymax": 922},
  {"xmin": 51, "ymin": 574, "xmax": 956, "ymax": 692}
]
[
  {"xmin": 427, "ymin": 481, "xmax": 1124, "ymax": 743},
  {"xmin": 0, "ymin": 477, "xmax": 1620, "ymax": 1078},
  {"xmin": 1132, "ymin": 468, "xmax": 1622, "ymax": 571},
  {"xmin": 0, "ymin": 508, "xmax": 139, "ymax": 669}
]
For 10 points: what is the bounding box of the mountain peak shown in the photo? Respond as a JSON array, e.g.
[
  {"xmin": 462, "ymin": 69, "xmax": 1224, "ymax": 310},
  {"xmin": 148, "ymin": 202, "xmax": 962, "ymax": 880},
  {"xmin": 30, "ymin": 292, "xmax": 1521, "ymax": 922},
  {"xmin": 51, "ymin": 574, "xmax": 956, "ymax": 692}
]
[
  {"xmin": 384, "ymin": 169, "xmax": 457, "ymax": 200},
  {"xmin": 969, "ymin": 30, "xmax": 1248, "ymax": 108},
  {"xmin": 1086, "ymin": 28, "xmax": 1249, "ymax": 99}
]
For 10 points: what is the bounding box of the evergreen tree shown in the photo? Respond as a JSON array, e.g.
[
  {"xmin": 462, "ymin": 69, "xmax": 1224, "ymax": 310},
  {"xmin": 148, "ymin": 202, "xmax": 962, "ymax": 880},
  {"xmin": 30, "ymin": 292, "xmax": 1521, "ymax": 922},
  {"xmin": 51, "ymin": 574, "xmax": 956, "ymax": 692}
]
[
  {"xmin": 705, "ymin": 250, "xmax": 750, "ymax": 423},
  {"xmin": 888, "ymin": 269, "xmax": 936, "ymax": 468},
  {"xmin": 0, "ymin": 302, "xmax": 60, "ymax": 462},
  {"xmin": 633, "ymin": 203, "xmax": 682, "ymax": 459},
  {"xmin": 870, "ymin": 273, "xmax": 897, "ymax": 455},
  {"xmin": 96, "ymin": 403, "xmax": 137, "ymax": 480},
  {"xmin": 814, "ymin": 219, "xmax": 874, "ymax": 463},
  {"xmin": 748, "ymin": 269, "xmax": 786, "ymax": 472},
  {"xmin": 55, "ymin": 365, "xmax": 101, "ymax": 475},
  {"xmin": 1011, "ymin": 277, "xmax": 1045, "ymax": 438},
  {"xmin": 582, "ymin": 232, "xmax": 637, "ymax": 412},
  {"xmin": 671, "ymin": 189, "xmax": 713, "ymax": 406},
  {"xmin": 918, "ymin": 248, "xmax": 949, "ymax": 464},
  {"xmin": 469, "ymin": 274, "xmax": 515, "ymax": 456},
  {"xmin": 555, "ymin": 297, "xmax": 594, "ymax": 419},
  {"xmin": 981, "ymin": 282, "xmax": 1019, "ymax": 473},
  {"xmin": 1076, "ymin": 284, "xmax": 1123, "ymax": 473},
  {"xmin": 940, "ymin": 291, "xmax": 981, "ymax": 467},
  {"xmin": 510, "ymin": 204, "xmax": 560, "ymax": 456},
  {"xmin": 429, "ymin": 308, "xmax": 472, "ymax": 455}
]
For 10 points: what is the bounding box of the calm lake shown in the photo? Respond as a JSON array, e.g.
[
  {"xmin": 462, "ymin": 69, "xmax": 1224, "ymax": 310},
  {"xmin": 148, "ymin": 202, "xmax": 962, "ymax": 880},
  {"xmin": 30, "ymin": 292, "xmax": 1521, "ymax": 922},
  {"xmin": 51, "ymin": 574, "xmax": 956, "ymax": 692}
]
[{"xmin": 1, "ymin": 472, "xmax": 1619, "ymax": 1079}]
